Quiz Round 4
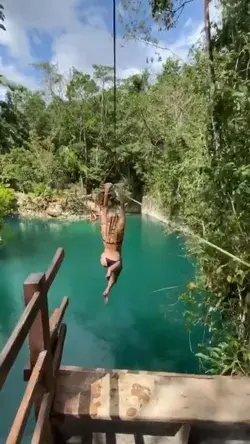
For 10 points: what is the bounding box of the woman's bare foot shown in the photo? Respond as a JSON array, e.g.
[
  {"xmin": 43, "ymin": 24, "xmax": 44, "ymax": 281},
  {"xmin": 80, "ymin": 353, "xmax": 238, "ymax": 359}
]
[{"xmin": 103, "ymin": 289, "xmax": 109, "ymax": 304}]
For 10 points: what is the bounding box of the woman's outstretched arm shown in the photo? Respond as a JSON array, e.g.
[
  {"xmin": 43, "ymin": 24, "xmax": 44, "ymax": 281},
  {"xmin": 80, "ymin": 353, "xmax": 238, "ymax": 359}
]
[{"xmin": 103, "ymin": 183, "xmax": 113, "ymax": 208}]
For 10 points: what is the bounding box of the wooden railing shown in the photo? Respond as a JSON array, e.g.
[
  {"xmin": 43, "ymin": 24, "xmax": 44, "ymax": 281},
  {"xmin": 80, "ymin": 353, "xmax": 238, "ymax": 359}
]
[{"xmin": 0, "ymin": 248, "xmax": 68, "ymax": 444}]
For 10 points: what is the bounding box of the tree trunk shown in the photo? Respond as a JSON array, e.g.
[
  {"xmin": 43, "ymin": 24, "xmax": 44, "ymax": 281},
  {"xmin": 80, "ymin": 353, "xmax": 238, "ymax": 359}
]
[{"xmin": 204, "ymin": 0, "xmax": 220, "ymax": 155}]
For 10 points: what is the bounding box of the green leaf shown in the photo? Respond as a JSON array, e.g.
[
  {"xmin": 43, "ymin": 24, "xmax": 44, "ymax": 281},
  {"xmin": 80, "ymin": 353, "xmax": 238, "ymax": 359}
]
[{"xmin": 196, "ymin": 353, "xmax": 214, "ymax": 362}]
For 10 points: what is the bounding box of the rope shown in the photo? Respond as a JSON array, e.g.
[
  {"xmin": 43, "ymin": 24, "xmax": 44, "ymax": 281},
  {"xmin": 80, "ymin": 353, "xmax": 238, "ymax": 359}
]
[{"xmin": 116, "ymin": 189, "xmax": 250, "ymax": 269}]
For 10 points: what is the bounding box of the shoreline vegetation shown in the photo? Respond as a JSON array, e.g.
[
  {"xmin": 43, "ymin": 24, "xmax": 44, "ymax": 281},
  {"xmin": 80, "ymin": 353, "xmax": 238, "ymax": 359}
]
[{"xmin": 14, "ymin": 187, "xmax": 142, "ymax": 221}]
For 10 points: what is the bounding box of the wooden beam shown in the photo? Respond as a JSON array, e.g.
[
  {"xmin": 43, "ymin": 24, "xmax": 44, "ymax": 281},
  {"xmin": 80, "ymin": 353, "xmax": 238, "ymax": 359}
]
[
  {"xmin": 52, "ymin": 369, "xmax": 250, "ymax": 425},
  {"xmin": 50, "ymin": 297, "xmax": 69, "ymax": 347},
  {"xmin": 0, "ymin": 291, "xmax": 41, "ymax": 389},
  {"xmin": 23, "ymin": 248, "xmax": 65, "ymax": 370},
  {"xmin": 31, "ymin": 393, "xmax": 53, "ymax": 444},
  {"xmin": 45, "ymin": 248, "xmax": 65, "ymax": 292},
  {"xmin": 48, "ymin": 366, "xmax": 216, "ymax": 379},
  {"xmin": 24, "ymin": 363, "xmax": 244, "ymax": 385},
  {"xmin": 24, "ymin": 271, "xmax": 54, "ymax": 418},
  {"xmin": 6, "ymin": 351, "xmax": 48, "ymax": 444},
  {"xmin": 49, "ymin": 309, "xmax": 60, "ymax": 333},
  {"xmin": 52, "ymin": 324, "xmax": 67, "ymax": 376},
  {"xmin": 24, "ymin": 273, "xmax": 48, "ymax": 369},
  {"xmin": 24, "ymin": 366, "xmax": 219, "ymax": 383},
  {"xmin": 24, "ymin": 297, "xmax": 69, "ymax": 381},
  {"xmin": 32, "ymin": 324, "xmax": 67, "ymax": 444}
]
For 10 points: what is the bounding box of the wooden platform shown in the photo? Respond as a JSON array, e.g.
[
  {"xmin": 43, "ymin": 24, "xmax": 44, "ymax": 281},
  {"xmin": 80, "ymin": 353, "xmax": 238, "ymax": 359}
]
[{"xmin": 52, "ymin": 367, "xmax": 250, "ymax": 425}]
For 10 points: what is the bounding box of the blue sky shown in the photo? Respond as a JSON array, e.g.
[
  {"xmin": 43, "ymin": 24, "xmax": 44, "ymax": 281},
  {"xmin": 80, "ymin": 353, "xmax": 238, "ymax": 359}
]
[{"xmin": 0, "ymin": 0, "xmax": 220, "ymax": 91}]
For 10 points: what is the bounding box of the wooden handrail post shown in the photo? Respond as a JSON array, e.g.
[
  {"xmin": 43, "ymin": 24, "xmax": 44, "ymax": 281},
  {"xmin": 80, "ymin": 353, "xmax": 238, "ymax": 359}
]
[
  {"xmin": 24, "ymin": 273, "xmax": 51, "ymax": 368},
  {"xmin": 24, "ymin": 272, "xmax": 53, "ymax": 421}
]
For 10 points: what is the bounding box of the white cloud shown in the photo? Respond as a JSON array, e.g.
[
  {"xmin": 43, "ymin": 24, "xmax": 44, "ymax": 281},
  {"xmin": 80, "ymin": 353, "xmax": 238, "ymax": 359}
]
[
  {"xmin": 0, "ymin": 60, "xmax": 34, "ymax": 86},
  {"xmin": 4, "ymin": 0, "xmax": 79, "ymax": 31},
  {"xmin": 0, "ymin": 17, "xmax": 31, "ymax": 62},
  {"xmin": 0, "ymin": 0, "xmax": 221, "ymax": 90},
  {"xmin": 210, "ymin": 0, "xmax": 222, "ymax": 27},
  {"xmin": 0, "ymin": 57, "xmax": 38, "ymax": 100},
  {"xmin": 184, "ymin": 18, "xmax": 193, "ymax": 29},
  {"xmin": 51, "ymin": 23, "xmax": 160, "ymax": 79},
  {"xmin": 169, "ymin": 22, "xmax": 203, "ymax": 59}
]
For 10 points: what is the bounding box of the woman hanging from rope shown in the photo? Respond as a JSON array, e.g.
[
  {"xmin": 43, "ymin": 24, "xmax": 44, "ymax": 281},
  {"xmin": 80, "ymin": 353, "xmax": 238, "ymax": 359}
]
[{"xmin": 99, "ymin": 183, "xmax": 125, "ymax": 304}]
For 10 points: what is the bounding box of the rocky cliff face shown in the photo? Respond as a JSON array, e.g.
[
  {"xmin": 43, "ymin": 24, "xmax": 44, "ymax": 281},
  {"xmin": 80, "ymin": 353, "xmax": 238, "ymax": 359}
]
[
  {"xmin": 16, "ymin": 189, "xmax": 141, "ymax": 220},
  {"xmin": 16, "ymin": 190, "xmax": 91, "ymax": 220},
  {"xmin": 141, "ymin": 193, "xmax": 166, "ymax": 222}
]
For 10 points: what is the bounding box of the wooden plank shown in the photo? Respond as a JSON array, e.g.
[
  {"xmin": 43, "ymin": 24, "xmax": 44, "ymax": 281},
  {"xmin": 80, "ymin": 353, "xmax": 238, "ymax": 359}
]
[
  {"xmin": 53, "ymin": 370, "xmax": 250, "ymax": 425},
  {"xmin": 49, "ymin": 309, "xmax": 60, "ymax": 332},
  {"xmin": 0, "ymin": 291, "xmax": 41, "ymax": 389},
  {"xmin": 52, "ymin": 323, "xmax": 67, "ymax": 376},
  {"xmin": 50, "ymin": 297, "xmax": 69, "ymax": 347},
  {"xmin": 24, "ymin": 272, "xmax": 54, "ymax": 418},
  {"xmin": 50, "ymin": 366, "xmax": 217, "ymax": 379},
  {"xmin": 31, "ymin": 393, "xmax": 53, "ymax": 444},
  {"xmin": 6, "ymin": 351, "xmax": 48, "ymax": 444},
  {"xmin": 45, "ymin": 248, "xmax": 65, "ymax": 292},
  {"xmin": 32, "ymin": 324, "xmax": 67, "ymax": 444},
  {"xmin": 23, "ymin": 248, "xmax": 65, "ymax": 368},
  {"xmin": 40, "ymin": 296, "xmax": 52, "ymax": 358},
  {"xmin": 24, "ymin": 273, "xmax": 47, "ymax": 369},
  {"xmin": 39, "ymin": 284, "xmax": 53, "ymax": 393},
  {"xmin": 24, "ymin": 361, "xmax": 243, "ymax": 383},
  {"xmin": 24, "ymin": 298, "xmax": 69, "ymax": 381}
]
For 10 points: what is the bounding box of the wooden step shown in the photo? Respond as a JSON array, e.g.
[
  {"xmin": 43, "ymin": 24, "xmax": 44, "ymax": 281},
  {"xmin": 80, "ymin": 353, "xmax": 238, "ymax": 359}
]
[{"xmin": 52, "ymin": 367, "xmax": 250, "ymax": 425}]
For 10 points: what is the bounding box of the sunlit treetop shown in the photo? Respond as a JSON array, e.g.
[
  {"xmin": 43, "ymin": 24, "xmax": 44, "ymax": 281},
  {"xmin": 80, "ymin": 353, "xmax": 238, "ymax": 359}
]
[
  {"xmin": 120, "ymin": 0, "xmax": 194, "ymax": 41},
  {"xmin": 150, "ymin": 0, "xmax": 194, "ymax": 28}
]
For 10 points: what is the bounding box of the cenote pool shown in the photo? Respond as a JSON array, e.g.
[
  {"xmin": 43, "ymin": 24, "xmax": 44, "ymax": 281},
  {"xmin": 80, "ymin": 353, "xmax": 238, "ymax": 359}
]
[{"xmin": 0, "ymin": 215, "xmax": 203, "ymax": 442}]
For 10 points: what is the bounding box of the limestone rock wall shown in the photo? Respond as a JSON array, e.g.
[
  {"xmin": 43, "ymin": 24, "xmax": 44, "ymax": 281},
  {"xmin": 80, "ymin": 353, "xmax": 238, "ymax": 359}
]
[{"xmin": 141, "ymin": 193, "xmax": 166, "ymax": 223}]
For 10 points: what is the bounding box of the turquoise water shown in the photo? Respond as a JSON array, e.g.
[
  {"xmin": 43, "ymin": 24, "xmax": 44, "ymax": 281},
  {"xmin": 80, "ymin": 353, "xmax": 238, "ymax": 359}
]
[{"xmin": 0, "ymin": 215, "xmax": 202, "ymax": 441}]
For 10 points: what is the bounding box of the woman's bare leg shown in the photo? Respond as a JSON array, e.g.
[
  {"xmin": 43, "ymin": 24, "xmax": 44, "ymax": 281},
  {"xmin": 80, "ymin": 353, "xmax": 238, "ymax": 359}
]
[
  {"xmin": 103, "ymin": 183, "xmax": 113, "ymax": 206},
  {"xmin": 103, "ymin": 273, "xmax": 116, "ymax": 304}
]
